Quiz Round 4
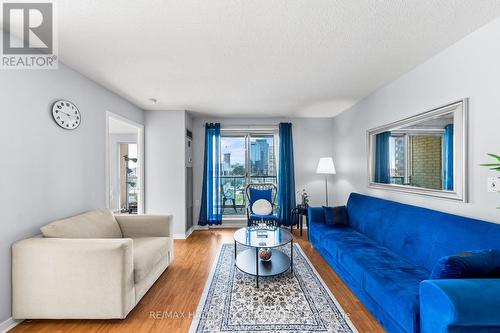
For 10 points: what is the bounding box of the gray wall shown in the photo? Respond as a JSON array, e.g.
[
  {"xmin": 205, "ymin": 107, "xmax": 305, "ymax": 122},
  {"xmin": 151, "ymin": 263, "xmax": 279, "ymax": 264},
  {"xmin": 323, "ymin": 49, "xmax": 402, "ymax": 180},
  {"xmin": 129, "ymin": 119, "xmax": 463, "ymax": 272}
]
[
  {"xmin": 192, "ymin": 117, "xmax": 334, "ymax": 224},
  {"xmin": 144, "ymin": 110, "xmax": 187, "ymax": 237},
  {"xmin": 330, "ymin": 16, "xmax": 500, "ymax": 223},
  {"xmin": 0, "ymin": 54, "xmax": 144, "ymax": 322}
]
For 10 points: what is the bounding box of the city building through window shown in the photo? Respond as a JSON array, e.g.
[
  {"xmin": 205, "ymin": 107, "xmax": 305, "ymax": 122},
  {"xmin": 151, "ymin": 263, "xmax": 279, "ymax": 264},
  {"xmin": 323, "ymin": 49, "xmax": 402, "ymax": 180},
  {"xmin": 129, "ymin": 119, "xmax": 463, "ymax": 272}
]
[{"xmin": 220, "ymin": 131, "xmax": 277, "ymax": 217}]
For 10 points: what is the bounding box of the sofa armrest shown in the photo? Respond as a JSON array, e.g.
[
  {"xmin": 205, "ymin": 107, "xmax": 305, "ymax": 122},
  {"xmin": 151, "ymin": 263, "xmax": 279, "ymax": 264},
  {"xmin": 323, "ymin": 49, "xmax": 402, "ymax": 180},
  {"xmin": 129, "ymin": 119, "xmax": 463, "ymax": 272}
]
[
  {"xmin": 12, "ymin": 237, "xmax": 135, "ymax": 319},
  {"xmin": 115, "ymin": 214, "xmax": 173, "ymax": 238},
  {"xmin": 308, "ymin": 207, "xmax": 325, "ymax": 224},
  {"xmin": 420, "ymin": 279, "xmax": 500, "ymax": 333}
]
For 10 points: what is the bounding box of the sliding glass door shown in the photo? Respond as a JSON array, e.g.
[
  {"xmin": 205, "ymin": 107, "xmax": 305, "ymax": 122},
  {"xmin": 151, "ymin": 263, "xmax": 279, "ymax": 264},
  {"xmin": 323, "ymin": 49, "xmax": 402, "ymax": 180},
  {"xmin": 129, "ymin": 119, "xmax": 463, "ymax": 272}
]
[
  {"xmin": 221, "ymin": 131, "xmax": 277, "ymax": 217},
  {"xmin": 221, "ymin": 135, "xmax": 247, "ymax": 216}
]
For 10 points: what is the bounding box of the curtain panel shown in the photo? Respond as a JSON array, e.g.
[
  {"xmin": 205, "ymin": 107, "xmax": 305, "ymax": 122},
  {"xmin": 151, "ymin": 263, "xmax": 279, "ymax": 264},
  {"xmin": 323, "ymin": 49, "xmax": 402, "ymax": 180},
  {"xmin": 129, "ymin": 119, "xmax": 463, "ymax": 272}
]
[
  {"xmin": 277, "ymin": 122, "xmax": 296, "ymax": 226},
  {"xmin": 374, "ymin": 131, "xmax": 391, "ymax": 184},
  {"xmin": 198, "ymin": 123, "xmax": 222, "ymax": 226},
  {"xmin": 443, "ymin": 124, "xmax": 454, "ymax": 191}
]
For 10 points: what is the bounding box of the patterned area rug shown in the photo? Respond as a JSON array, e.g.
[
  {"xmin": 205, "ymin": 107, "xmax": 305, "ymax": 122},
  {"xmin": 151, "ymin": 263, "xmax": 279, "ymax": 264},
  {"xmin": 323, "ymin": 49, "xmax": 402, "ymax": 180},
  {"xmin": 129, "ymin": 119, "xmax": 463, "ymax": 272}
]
[{"xmin": 189, "ymin": 243, "xmax": 358, "ymax": 333}]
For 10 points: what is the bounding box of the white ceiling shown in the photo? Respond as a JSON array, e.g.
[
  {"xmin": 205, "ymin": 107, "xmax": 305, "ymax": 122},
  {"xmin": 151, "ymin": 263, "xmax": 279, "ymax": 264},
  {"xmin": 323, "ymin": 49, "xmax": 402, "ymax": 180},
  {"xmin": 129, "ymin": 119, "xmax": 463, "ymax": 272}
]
[{"xmin": 52, "ymin": 1, "xmax": 500, "ymax": 117}]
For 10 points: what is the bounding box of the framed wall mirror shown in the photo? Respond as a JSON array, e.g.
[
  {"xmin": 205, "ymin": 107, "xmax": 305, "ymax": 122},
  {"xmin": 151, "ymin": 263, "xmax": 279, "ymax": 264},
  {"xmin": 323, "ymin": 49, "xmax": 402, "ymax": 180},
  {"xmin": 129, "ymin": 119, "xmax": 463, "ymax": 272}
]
[{"xmin": 368, "ymin": 99, "xmax": 468, "ymax": 202}]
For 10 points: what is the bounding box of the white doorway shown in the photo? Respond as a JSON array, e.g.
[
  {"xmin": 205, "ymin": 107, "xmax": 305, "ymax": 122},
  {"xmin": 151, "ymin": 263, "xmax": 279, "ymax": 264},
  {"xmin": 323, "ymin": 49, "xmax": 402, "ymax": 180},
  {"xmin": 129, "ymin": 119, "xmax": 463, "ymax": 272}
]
[{"xmin": 106, "ymin": 112, "xmax": 145, "ymax": 214}]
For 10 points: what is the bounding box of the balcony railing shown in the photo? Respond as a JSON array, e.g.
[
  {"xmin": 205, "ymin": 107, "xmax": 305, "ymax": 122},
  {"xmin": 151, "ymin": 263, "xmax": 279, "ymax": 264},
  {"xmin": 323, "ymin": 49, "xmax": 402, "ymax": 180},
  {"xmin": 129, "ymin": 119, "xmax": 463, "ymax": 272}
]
[{"xmin": 221, "ymin": 175, "xmax": 277, "ymax": 216}]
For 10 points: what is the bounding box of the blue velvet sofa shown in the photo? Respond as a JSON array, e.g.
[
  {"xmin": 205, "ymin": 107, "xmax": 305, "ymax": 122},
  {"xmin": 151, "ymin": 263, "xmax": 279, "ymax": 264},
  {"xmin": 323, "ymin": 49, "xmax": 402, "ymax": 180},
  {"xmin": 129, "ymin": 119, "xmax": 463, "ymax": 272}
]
[{"xmin": 308, "ymin": 193, "xmax": 500, "ymax": 333}]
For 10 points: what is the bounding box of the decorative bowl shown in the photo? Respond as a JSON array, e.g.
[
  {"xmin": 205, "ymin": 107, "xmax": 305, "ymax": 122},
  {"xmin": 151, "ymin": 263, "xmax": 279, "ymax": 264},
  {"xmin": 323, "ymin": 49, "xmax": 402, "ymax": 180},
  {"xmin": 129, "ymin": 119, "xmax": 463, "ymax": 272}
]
[{"xmin": 259, "ymin": 248, "xmax": 272, "ymax": 261}]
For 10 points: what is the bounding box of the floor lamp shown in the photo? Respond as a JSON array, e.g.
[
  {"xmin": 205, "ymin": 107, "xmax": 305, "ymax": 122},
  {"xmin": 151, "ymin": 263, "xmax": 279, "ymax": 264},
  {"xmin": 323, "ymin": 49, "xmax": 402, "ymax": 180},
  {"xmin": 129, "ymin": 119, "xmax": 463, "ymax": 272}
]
[{"xmin": 316, "ymin": 157, "xmax": 336, "ymax": 206}]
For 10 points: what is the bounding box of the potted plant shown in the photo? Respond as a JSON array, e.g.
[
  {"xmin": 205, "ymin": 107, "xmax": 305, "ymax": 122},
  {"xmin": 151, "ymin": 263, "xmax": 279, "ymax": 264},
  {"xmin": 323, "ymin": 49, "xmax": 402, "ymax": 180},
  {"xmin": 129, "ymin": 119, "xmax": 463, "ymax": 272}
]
[{"xmin": 297, "ymin": 189, "xmax": 310, "ymax": 208}]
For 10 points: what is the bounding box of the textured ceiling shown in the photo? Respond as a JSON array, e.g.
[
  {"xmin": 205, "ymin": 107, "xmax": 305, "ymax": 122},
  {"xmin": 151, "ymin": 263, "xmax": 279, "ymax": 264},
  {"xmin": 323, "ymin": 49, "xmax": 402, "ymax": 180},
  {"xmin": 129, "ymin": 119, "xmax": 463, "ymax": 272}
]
[{"xmin": 51, "ymin": 1, "xmax": 500, "ymax": 116}]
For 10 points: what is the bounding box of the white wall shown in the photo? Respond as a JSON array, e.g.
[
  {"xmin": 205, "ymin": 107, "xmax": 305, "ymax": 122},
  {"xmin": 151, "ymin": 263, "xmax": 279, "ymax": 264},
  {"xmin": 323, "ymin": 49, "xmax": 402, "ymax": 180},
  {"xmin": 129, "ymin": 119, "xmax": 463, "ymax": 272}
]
[
  {"xmin": 192, "ymin": 117, "xmax": 334, "ymax": 224},
  {"xmin": 330, "ymin": 16, "xmax": 500, "ymax": 224},
  {"xmin": 0, "ymin": 50, "xmax": 144, "ymax": 323},
  {"xmin": 144, "ymin": 110, "xmax": 187, "ymax": 237}
]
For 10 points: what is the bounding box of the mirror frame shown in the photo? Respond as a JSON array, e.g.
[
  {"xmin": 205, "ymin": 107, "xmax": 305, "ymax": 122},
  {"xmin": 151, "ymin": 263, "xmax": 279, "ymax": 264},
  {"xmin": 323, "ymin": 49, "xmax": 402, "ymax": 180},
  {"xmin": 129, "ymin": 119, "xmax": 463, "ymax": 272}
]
[{"xmin": 367, "ymin": 99, "xmax": 468, "ymax": 202}]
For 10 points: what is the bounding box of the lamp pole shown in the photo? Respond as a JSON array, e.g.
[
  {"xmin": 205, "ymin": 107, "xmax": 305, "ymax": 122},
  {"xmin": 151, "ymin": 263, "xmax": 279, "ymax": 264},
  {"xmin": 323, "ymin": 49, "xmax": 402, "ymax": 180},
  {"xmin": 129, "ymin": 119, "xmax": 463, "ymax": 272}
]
[
  {"xmin": 316, "ymin": 157, "xmax": 336, "ymax": 207},
  {"xmin": 325, "ymin": 175, "xmax": 329, "ymax": 206}
]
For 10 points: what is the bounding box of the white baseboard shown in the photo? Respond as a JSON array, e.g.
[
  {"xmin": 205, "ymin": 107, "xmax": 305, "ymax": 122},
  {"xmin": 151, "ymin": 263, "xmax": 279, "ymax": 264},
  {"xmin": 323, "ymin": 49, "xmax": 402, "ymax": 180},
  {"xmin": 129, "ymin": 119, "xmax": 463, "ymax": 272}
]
[
  {"xmin": 211, "ymin": 221, "xmax": 246, "ymax": 228},
  {"xmin": 192, "ymin": 222, "xmax": 305, "ymax": 230},
  {"xmin": 173, "ymin": 226, "xmax": 195, "ymax": 239},
  {"xmin": 185, "ymin": 226, "xmax": 194, "ymax": 238},
  {"xmin": 194, "ymin": 225, "xmax": 208, "ymax": 231},
  {"xmin": 0, "ymin": 317, "xmax": 21, "ymax": 333},
  {"xmin": 192, "ymin": 223, "xmax": 247, "ymax": 230}
]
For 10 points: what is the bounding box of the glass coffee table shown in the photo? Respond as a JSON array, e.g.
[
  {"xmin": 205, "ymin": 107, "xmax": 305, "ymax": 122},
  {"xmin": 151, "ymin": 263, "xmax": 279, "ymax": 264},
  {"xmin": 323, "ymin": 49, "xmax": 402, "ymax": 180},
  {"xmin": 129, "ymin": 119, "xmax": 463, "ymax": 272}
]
[{"xmin": 233, "ymin": 226, "xmax": 293, "ymax": 288}]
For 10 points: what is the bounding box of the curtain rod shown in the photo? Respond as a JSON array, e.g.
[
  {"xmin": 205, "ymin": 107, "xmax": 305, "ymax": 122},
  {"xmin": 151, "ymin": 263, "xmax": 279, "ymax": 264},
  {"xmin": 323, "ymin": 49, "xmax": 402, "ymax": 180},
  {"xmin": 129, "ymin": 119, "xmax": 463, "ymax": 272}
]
[{"xmin": 219, "ymin": 125, "xmax": 278, "ymax": 131}]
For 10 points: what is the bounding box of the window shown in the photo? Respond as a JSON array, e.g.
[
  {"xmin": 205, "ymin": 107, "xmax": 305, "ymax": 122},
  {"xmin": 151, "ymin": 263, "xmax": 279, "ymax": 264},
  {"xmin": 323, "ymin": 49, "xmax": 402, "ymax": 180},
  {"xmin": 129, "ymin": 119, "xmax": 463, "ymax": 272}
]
[
  {"xmin": 389, "ymin": 135, "xmax": 406, "ymax": 185},
  {"xmin": 220, "ymin": 131, "xmax": 277, "ymax": 216},
  {"xmin": 388, "ymin": 133, "xmax": 444, "ymax": 190}
]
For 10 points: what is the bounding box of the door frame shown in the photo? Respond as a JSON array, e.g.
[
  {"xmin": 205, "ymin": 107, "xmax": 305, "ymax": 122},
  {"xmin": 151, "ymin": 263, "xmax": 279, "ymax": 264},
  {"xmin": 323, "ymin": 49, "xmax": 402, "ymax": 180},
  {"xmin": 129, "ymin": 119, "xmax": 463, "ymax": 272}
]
[{"xmin": 105, "ymin": 111, "xmax": 145, "ymax": 214}]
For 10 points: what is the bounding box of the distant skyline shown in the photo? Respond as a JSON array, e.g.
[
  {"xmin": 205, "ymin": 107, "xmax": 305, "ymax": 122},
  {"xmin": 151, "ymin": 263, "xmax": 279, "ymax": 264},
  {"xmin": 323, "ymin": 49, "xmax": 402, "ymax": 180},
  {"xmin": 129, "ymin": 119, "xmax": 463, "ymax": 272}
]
[
  {"xmin": 221, "ymin": 137, "xmax": 245, "ymax": 166},
  {"xmin": 221, "ymin": 136, "xmax": 274, "ymax": 168}
]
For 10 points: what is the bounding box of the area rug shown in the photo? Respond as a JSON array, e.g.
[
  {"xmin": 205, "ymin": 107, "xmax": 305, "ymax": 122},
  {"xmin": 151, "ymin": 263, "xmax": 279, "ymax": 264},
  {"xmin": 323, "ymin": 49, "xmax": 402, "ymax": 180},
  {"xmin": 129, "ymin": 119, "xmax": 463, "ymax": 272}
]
[{"xmin": 189, "ymin": 243, "xmax": 358, "ymax": 333}]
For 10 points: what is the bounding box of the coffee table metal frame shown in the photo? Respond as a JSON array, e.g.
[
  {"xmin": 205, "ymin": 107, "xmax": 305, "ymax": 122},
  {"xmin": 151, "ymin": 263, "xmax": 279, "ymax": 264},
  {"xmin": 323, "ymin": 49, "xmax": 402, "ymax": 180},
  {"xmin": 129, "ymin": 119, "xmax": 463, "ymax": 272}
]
[{"xmin": 233, "ymin": 227, "xmax": 293, "ymax": 288}]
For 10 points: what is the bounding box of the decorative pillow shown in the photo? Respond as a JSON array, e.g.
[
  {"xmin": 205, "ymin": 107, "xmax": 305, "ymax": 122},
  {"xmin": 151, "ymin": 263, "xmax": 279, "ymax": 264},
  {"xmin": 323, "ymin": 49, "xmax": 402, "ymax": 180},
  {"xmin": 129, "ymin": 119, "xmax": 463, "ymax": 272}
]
[
  {"xmin": 322, "ymin": 206, "xmax": 348, "ymax": 226},
  {"xmin": 252, "ymin": 199, "xmax": 273, "ymax": 215},
  {"xmin": 41, "ymin": 209, "xmax": 122, "ymax": 238},
  {"xmin": 249, "ymin": 188, "xmax": 273, "ymax": 203},
  {"xmin": 430, "ymin": 249, "xmax": 500, "ymax": 279}
]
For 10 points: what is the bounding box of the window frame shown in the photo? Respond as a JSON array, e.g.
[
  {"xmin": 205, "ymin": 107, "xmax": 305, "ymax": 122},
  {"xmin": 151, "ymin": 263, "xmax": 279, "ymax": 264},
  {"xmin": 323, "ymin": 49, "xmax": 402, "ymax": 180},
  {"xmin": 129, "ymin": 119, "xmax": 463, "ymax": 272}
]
[{"xmin": 220, "ymin": 127, "xmax": 278, "ymax": 217}]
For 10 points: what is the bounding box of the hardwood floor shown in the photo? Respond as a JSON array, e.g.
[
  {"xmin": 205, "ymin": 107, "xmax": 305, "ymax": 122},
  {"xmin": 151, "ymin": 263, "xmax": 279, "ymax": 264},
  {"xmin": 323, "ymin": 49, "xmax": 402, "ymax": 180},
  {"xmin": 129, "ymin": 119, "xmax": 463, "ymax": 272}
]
[{"xmin": 11, "ymin": 229, "xmax": 385, "ymax": 333}]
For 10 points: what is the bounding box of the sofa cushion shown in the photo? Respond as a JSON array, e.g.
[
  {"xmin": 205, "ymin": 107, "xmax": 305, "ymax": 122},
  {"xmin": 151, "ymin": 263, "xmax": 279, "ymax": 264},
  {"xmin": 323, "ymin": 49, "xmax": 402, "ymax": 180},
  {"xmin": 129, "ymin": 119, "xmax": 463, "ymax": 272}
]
[
  {"xmin": 319, "ymin": 224, "xmax": 429, "ymax": 332},
  {"xmin": 322, "ymin": 206, "xmax": 348, "ymax": 226},
  {"xmin": 322, "ymin": 228, "xmax": 377, "ymax": 272},
  {"xmin": 430, "ymin": 249, "xmax": 500, "ymax": 279},
  {"xmin": 309, "ymin": 222, "xmax": 351, "ymax": 247},
  {"xmin": 336, "ymin": 235, "xmax": 428, "ymax": 332},
  {"xmin": 41, "ymin": 209, "xmax": 122, "ymax": 238},
  {"xmin": 133, "ymin": 237, "xmax": 171, "ymax": 283},
  {"xmin": 364, "ymin": 266, "xmax": 427, "ymax": 333}
]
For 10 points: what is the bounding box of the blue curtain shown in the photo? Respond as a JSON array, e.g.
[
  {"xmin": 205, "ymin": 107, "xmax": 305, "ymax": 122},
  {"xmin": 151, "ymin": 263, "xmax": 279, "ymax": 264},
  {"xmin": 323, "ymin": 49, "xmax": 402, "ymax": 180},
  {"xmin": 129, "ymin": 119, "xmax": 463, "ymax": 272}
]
[
  {"xmin": 198, "ymin": 123, "xmax": 222, "ymax": 226},
  {"xmin": 375, "ymin": 131, "xmax": 390, "ymax": 184},
  {"xmin": 443, "ymin": 124, "xmax": 454, "ymax": 191},
  {"xmin": 278, "ymin": 123, "xmax": 296, "ymax": 226}
]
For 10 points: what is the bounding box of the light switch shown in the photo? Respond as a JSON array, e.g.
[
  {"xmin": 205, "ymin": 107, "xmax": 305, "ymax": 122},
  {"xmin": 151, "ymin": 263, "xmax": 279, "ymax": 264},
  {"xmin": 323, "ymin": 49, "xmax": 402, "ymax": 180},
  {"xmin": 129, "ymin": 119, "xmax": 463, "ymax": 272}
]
[{"xmin": 487, "ymin": 177, "xmax": 500, "ymax": 193}]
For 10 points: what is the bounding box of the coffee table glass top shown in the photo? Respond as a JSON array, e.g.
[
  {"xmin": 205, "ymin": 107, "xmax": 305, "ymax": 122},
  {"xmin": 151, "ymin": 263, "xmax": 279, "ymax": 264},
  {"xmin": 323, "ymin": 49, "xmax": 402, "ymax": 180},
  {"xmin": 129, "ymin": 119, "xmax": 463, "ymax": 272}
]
[{"xmin": 234, "ymin": 227, "xmax": 292, "ymax": 248}]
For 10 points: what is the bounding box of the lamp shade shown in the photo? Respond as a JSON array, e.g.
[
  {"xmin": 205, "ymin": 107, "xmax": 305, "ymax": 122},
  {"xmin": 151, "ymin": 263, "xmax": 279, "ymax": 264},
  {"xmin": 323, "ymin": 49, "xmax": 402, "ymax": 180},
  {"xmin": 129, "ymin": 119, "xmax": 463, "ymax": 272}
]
[{"xmin": 316, "ymin": 157, "xmax": 336, "ymax": 174}]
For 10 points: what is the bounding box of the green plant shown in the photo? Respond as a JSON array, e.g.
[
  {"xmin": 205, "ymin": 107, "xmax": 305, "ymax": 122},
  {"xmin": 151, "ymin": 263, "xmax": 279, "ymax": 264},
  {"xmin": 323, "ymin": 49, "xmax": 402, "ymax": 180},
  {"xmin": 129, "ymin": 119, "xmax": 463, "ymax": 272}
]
[
  {"xmin": 297, "ymin": 189, "xmax": 309, "ymax": 207},
  {"xmin": 481, "ymin": 153, "xmax": 500, "ymax": 209},
  {"xmin": 480, "ymin": 153, "xmax": 500, "ymax": 170}
]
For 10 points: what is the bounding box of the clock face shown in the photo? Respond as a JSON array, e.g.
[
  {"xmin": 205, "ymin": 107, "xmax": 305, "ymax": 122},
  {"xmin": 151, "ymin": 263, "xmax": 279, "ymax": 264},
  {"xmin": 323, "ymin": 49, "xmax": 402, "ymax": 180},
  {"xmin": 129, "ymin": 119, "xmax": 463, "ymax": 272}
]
[{"xmin": 52, "ymin": 100, "xmax": 81, "ymax": 130}]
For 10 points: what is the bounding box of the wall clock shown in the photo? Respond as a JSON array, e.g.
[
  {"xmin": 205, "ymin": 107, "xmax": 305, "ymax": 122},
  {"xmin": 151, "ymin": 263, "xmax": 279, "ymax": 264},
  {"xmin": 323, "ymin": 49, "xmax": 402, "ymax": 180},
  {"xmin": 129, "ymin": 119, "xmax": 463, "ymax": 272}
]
[{"xmin": 52, "ymin": 100, "xmax": 81, "ymax": 130}]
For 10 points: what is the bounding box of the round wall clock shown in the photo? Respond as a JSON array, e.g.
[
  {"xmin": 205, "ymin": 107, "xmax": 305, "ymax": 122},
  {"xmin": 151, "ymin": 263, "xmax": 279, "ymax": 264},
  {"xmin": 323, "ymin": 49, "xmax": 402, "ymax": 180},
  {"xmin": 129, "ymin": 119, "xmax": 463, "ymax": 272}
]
[{"xmin": 52, "ymin": 100, "xmax": 81, "ymax": 130}]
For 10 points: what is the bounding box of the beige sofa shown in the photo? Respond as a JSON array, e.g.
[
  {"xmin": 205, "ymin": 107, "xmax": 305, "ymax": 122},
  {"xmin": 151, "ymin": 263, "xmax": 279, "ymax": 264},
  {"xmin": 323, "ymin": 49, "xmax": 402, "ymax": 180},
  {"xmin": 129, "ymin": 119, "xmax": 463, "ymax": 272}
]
[{"xmin": 12, "ymin": 209, "xmax": 174, "ymax": 319}]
